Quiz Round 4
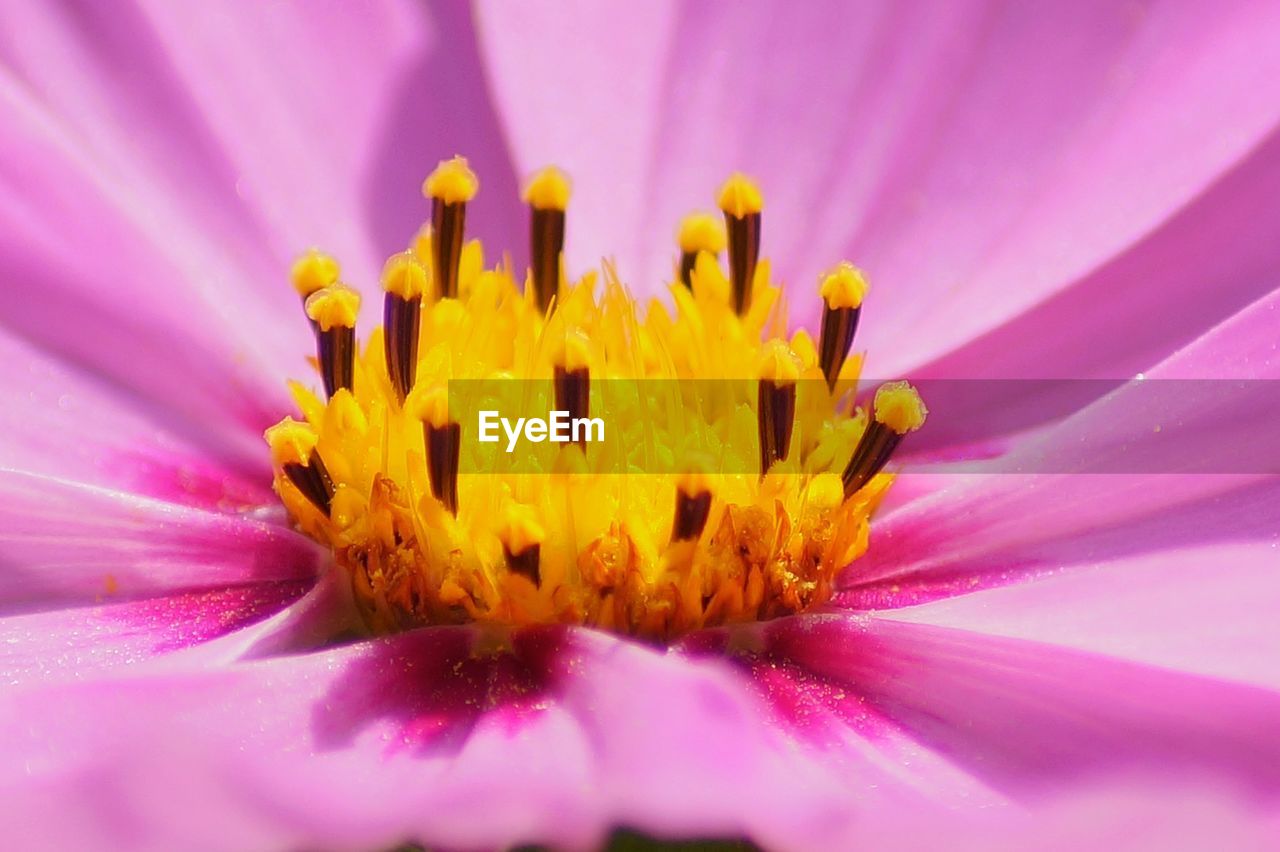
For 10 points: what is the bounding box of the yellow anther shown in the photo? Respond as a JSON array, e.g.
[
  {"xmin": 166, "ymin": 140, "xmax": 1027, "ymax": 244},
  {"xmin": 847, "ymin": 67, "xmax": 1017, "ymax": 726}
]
[
  {"xmin": 554, "ymin": 330, "xmax": 592, "ymax": 372},
  {"xmin": 409, "ymin": 386, "xmax": 450, "ymax": 429},
  {"xmin": 523, "ymin": 165, "xmax": 572, "ymax": 211},
  {"xmin": 264, "ymin": 417, "xmax": 317, "ymax": 467},
  {"xmin": 501, "ymin": 504, "xmax": 546, "ymax": 555},
  {"xmin": 677, "ymin": 213, "xmax": 727, "ymax": 254},
  {"xmin": 304, "ymin": 285, "xmax": 361, "ymax": 331},
  {"xmin": 290, "ymin": 249, "xmax": 340, "ymax": 297},
  {"xmin": 381, "ymin": 251, "xmax": 430, "ymax": 300},
  {"xmin": 423, "ymin": 155, "xmax": 479, "ymax": 204},
  {"xmin": 717, "ymin": 172, "xmax": 764, "ymax": 218},
  {"xmin": 873, "ymin": 381, "xmax": 928, "ymax": 434},
  {"xmin": 820, "ymin": 262, "xmax": 869, "ymax": 310},
  {"xmin": 759, "ymin": 339, "xmax": 802, "ymax": 384}
]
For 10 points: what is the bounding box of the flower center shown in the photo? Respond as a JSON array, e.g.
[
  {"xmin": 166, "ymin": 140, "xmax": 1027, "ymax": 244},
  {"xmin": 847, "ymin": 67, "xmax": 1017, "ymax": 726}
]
[{"xmin": 266, "ymin": 158, "xmax": 925, "ymax": 639}]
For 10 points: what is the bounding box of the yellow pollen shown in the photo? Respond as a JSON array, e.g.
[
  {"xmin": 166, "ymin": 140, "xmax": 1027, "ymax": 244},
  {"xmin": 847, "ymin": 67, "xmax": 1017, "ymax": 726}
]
[
  {"xmin": 874, "ymin": 381, "xmax": 928, "ymax": 434},
  {"xmin": 381, "ymin": 251, "xmax": 430, "ymax": 300},
  {"xmin": 290, "ymin": 249, "xmax": 340, "ymax": 297},
  {"xmin": 523, "ymin": 165, "xmax": 572, "ymax": 211},
  {"xmin": 304, "ymin": 285, "xmax": 361, "ymax": 331},
  {"xmin": 677, "ymin": 213, "xmax": 727, "ymax": 255},
  {"xmin": 268, "ymin": 163, "xmax": 924, "ymax": 639},
  {"xmin": 717, "ymin": 172, "xmax": 764, "ymax": 218},
  {"xmin": 820, "ymin": 262, "xmax": 869, "ymax": 309},
  {"xmin": 423, "ymin": 155, "xmax": 480, "ymax": 204}
]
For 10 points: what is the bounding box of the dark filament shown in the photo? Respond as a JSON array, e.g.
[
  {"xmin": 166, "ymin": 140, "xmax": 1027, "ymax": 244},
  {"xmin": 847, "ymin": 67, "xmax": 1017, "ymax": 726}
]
[
  {"xmin": 724, "ymin": 211, "xmax": 761, "ymax": 314},
  {"xmin": 678, "ymin": 251, "xmax": 700, "ymax": 289},
  {"xmin": 425, "ymin": 421, "xmax": 461, "ymax": 514},
  {"xmin": 284, "ymin": 453, "xmax": 335, "ymax": 515},
  {"xmin": 818, "ymin": 304, "xmax": 861, "ymax": 389},
  {"xmin": 672, "ymin": 488, "xmax": 712, "ymax": 541},
  {"xmin": 317, "ymin": 326, "xmax": 355, "ymax": 399},
  {"xmin": 757, "ymin": 378, "xmax": 796, "ymax": 475},
  {"xmin": 554, "ymin": 365, "xmax": 590, "ymax": 449},
  {"xmin": 432, "ymin": 199, "xmax": 467, "ymax": 299},
  {"xmin": 841, "ymin": 421, "xmax": 903, "ymax": 498},
  {"xmin": 383, "ymin": 293, "xmax": 421, "ymax": 403},
  {"xmin": 505, "ymin": 544, "xmax": 541, "ymax": 586},
  {"xmin": 530, "ymin": 207, "xmax": 565, "ymax": 312}
]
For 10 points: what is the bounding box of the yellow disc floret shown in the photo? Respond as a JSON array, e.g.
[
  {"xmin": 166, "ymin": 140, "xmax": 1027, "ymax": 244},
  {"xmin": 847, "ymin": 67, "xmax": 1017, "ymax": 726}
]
[
  {"xmin": 267, "ymin": 162, "xmax": 924, "ymax": 640},
  {"xmin": 423, "ymin": 155, "xmax": 480, "ymax": 204}
]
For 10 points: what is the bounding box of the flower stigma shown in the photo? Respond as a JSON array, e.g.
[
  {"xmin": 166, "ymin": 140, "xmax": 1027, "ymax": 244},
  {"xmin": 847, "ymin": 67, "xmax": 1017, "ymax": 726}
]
[{"xmin": 266, "ymin": 158, "xmax": 926, "ymax": 639}]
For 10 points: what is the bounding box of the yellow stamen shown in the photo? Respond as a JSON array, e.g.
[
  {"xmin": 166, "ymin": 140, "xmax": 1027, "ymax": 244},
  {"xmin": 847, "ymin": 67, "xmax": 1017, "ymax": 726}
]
[
  {"xmin": 817, "ymin": 263, "xmax": 867, "ymax": 390},
  {"xmin": 717, "ymin": 172, "xmax": 764, "ymax": 314},
  {"xmin": 526, "ymin": 166, "xmax": 571, "ymax": 311}
]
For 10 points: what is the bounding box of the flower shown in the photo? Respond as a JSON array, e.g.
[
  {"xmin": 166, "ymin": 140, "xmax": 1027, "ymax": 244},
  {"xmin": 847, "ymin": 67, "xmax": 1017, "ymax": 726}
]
[{"xmin": 3, "ymin": 2, "xmax": 1280, "ymax": 850}]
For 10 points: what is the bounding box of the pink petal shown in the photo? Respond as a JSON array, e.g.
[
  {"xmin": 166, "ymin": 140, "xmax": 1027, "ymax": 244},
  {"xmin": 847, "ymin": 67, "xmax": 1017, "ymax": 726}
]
[
  {"xmin": 0, "ymin": 580, "xmax": 310, "ymax": 687},
  {"xmin": 906, "ymin": 127, "xmax": 1280, "ymax": 446},
  {"xmin": 478, "ymin": 0, "xmax": 1280, "ymax": 379},
  {"xmin": 769, "ymin": 614, "xmax": 1280, "ymax": 799},
  {"xmin": 0, "ymin": 327, "xmax": 272, "ymax": 507},
  {"xmin": 0, "ymin": 470, "xmax": 321, "ymax": 611},
  {"xmin": 883, "ymin": 541, "xmax": 1280, "ymax": 692},
  {"xmin": 0, "ymin": 1, "xmax": 522, "ymax": 466},
  {"xmin": 127, "ymin": 0, "xmax": 527, "ymax": 272},
  {"xmin": 0, "ymin": 625, "xmax": 1006, "ymax": 851},
  {"xmin": 918, "ymin": 127, "xmax": 1280, "ymax": 382},
  {"xmin": 851, "ymin": 286, "xmax": 1280, "ymax": 591}
]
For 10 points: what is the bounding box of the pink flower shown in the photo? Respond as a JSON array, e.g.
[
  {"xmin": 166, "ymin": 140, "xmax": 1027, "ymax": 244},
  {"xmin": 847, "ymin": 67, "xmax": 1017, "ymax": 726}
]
[{"xmin": 3, "ymin": 1, "xmax": 1280, "ymax": 849}]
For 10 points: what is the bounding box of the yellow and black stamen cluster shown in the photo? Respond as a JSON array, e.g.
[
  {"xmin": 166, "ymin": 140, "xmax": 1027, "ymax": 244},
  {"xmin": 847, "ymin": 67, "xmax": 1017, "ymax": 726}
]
[{"xmin": 267, "ymin": 157, "xmax": 926, "ymax": 639}]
